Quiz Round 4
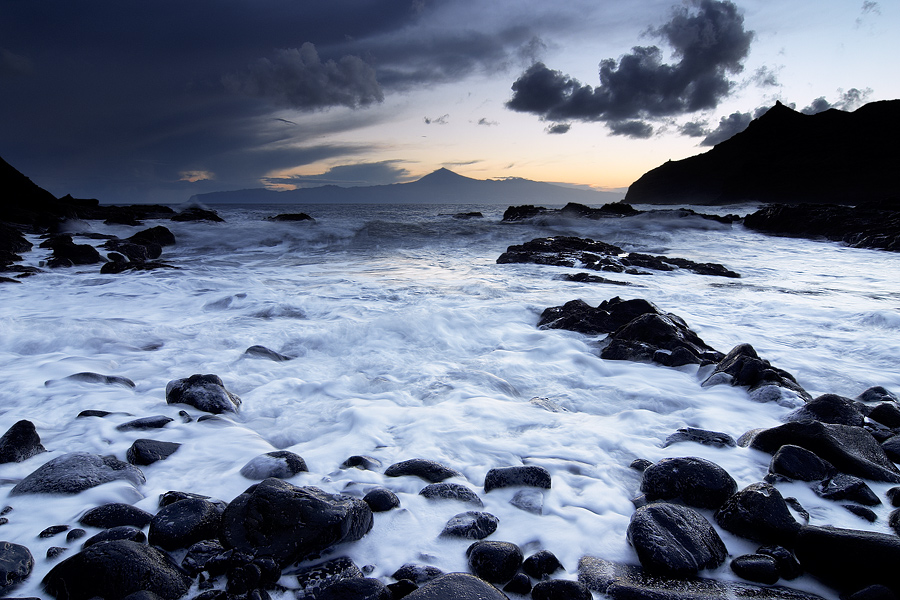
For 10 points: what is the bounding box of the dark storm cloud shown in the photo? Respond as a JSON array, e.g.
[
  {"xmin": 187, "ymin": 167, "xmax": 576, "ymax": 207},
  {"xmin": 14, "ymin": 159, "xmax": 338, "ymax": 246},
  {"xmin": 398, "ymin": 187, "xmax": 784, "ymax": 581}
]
[
  {"xmin": 507, "ymin": 0, "xmax": 754, "ymax": 138},
  {"xmin": 679, "ymin": 120, "xmax": 709, "ymax": 137},
  {"xmin": 699, "ymin": 110, "xmax": 752, "ymax": 145},
  {"xmin": 609, "ymin": 121, "xmax": 655, "ymax": 138},
  {"xmin": 545, "ymin": 123, "xmax": 572, "ymax": 134},
  {"xmin": 223, "ymin": 44, "xmax": 384, "ymax": 110}
]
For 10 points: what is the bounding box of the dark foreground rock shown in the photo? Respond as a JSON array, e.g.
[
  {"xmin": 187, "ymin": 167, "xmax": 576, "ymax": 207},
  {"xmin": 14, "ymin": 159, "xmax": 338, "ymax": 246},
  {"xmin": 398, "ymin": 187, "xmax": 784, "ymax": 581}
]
[
  {"xmin": 746, "ymin": 421, "xmax": 900, "ymax": 483},
  {"xmin": 440, "ymin": 511, "xmax": 499, "ymax": 539},
  {"xmin": 538, "ymin": 297, "xmax": 660, "ymax": 335},
  {"xmin": 149, "ymin": 498, "xmax": 223, "ymax": 551},
  {"xmin": 578, "ymin": 556, "xmax": 825, "ymax": 600},
  {"xmin": 663, "ymin": 427, "xmax": 736, "ymax": 449},
  {"xmin": 239, "ymin": 450, "xmax": 308, "ymax": 480},
  {"xmin": 219, "ymin": 478, "xmax": 373, "ymax": 567},
  {"xmin": 0, "ymin": 541, "xmax": 33, "ymax": 594},
  {"xmin": 10, "ymin": 452, "xmax": 145, "ymax": 495},
  {"xmin": 794, "ymin": 525, "xmax": 900, "ymax": 595},
  {"xmin": 419, "ymin": 482, "xmax": 483, "ymax": 506},
  {"xmin": 126, "ymin": 439, "xmax": 181, "ymax": 466},
  {"xmin": 483, "ymin": 465, "xmax": 551, "ymax": 492},
  {"xmin": 384, "ymin": 458, "xmax": 460, "ymax": 482},
  {"xmin": 498, "ymin": 236, "xmax": 739, "ymax": 278},
  {"xmin": 532, "ymin": 579, "xmax": 592, "ymax": 600},
  {"xmin": 703, "ymin": 344, "xmax": 810, "ymax": 405},
  {"xmin": 466, "ymin": 540, "xmax": 523, "ymax": 583},
  {"xmin": 714, "ymin": 482, "xmax": 801, "ymax": 546},
  {"xmin": 79, "ymin": 503, "xmax": 154, "ymax": 529},
  {"xmin": 403, "ymin": 572, "xmax": 508, "ymax": 600},
  {"xmin": 0, "ymin": 420, "xmax": 46, "ymax": 463},
  {"xmin": 626, "ymin": 503, "xmax": 727, "ymax": 576},
  {"xmin": 165, "ymin": 373, "xmax": 241, "ymax": 414},
  {"xmin": 640, "ymin": 457, "xmax": 736, "ymax": 509},
  {"xmin": 43, "ymin": 540, "xmax": 191, "ymax": 600},
  {"xmin": 267, "ymin": 213, "xmax": 315, "ymax": 222}
]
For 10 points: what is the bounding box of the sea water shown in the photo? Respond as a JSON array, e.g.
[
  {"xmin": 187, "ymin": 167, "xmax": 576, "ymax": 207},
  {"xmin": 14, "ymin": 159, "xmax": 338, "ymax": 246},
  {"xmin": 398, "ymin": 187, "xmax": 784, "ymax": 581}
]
[{"xmin": 2, "ymin": 203, "xmax": 900, "ymax": 598}]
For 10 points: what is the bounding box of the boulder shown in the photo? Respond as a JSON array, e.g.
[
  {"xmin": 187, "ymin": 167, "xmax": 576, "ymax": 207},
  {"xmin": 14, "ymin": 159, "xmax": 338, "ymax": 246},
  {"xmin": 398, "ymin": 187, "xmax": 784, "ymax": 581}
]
[
  {"xmin": 219, "ymin": 478, "xmax": 373, "ymax": 567},
  {"xmin": 79, "ymin": 503, "xmax": 153, "ymax": 529},
  {"xmin": 384, "ymin": 458, "xmax": 460, "ymax": 483},
  {"xmin": 731, "ymin": 554, "xmax": 780, "ymax": 585},
  {"xmin": 149, "ymin": 498, "xmax": 223, "ymax": 551},
  {"xmin": 115, "ymin": 416, "xmax": 173, "ymax": 431},
  {"xmin": 626, "ymin": 503, "xmax": 727, "ymax": 576},
  {"xmin": 466, "ymin": 540, "xmax": 523, "ymax": 584},
  {"xmin": 402, "ymin": 573, "xmax": 508, "ymax": 600},
  {"xmin": 42, "ymin": 540, "xmax": 191, "ymax": 600},
  {"xmin": 419, "ymin": 482, "xmax": 483, "ymax": 506},
  {"xmin": 702, "ymin": 344, "xmax": 810, "ymax": 403},
  {"xmin": 868, "ymin": 403, "xmax": 900, "ymax": 429},
  {"xmin": 180, "ymin": 539, "xmax": 224, "ymax": 576},
  {"xmin": 663, "ymin": 427, "xmax": 736, "ymax": 448},
  {"xmin": 10, "ymin": 452, "xmax": 145, "ymax": 495},
  {"xmin": 165, "ymin": 374, "xmax": 241, "ymax": 414},
  {"xmin": 239, "ymin": 450, "xmax": 308, "ymax": 480},
  {"xmin": 882, "ymin": 435, "xmax": 900, "ymax": 463},
  {"xmin": 640, "ymin": 457, "xmax": 737, "ymax": 509},
  {"xmin": 126, "ymin": 226, "xmax": 175, "ymax": 247},
  {"xmin": 794, "ymin": 525, "xmax": 900, "ymax": 595},
  {"xmin": 362, "ymin": 488, "xmax": 400, "ymax": 512},
  {"xmin": 243, "ymin": 345, "xmax": 293, "ymax": 362},
  {"xmin": 522, "ymin": 550, "xmax": 564, "ymax": 579},
  {"xmin": 537, "ymin": 297, "xmax": 660, "ymax": 335},
  {"xmin": 785, "ymin": 394, "xmax": 865, "ymax": 427},
  {"xmin": 0, "ymin": 420, "xmax": 46, "ymax": 463},
  {"xmin": 340, "ymin": 455, "xmax": 383, "ymax": 471},
  {"xmin": 43, "ymin": 235, "xmax": 103, "ymax": 267},
  {"xmin": 267, "ymin": 213, "xmax": 315, "ymax": 222},
  {"xmin": 81, "ymin": 525, "xmax": 147, "ymax": 549},
  {"xmin": 126, "ymin": 439, "xmax": 181, "ymax": 466},
  {"xmin": 318, "ymin": 577, "xmax": 390, "ymax": 600},
  {"xmin": 290, "ymin": 557, "xmax": 363, "ymax": 598},
  {"xmin": 483, "ymin": 465, "xmax": 551, "ymax": 492},
  {"xmin": 857, "ymin": 386, "xmax": 899, "ymax": 404},
  {"xmin": 532, "ymin": 579, "xmax": 592, "ymax": 600},
  {"xmin": 440, "ymin": 511, "xmax": 499, "ymax": 540},
  {"xmin": 600, "ymin": 313, "xmax": 723, "ymax": 366},
  {"xmin": 0, "ymin": 541, "xmax": 33, "ymax": 594},
  {"xmin": 757, "ymin": 545, "xmax": 803, "ymax": 580},
  {"xmin": 747, "ymin": 421, "xmax": 900, "ymax": 482},
  {"xmin": 171, "ymin": 207, "xmax": 223, "ymax": 222},
  {"xmin": 391, "ymin": 564, "xmax": 444, "ymax": 584},
  {"xmin": 503, "ymin": 573, "xmax": 532, "ymax": 595},
  {"xmin": 714, "ymin": 482, "xmax": 801, "ymax": 545},
  {"xmin": 814, "ymin": 474, "xmax": 880, "ymax": 506},
  {"xmin": 768, "ymin": 444, "xmax": 836, "ymax": 481}
]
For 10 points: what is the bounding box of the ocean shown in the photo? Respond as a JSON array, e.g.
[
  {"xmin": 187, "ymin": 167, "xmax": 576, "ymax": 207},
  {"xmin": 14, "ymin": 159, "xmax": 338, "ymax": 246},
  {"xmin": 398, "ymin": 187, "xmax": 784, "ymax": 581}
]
[{"xmin": 2, "ymin": 202, "xmax": 900, "ymax": 599}]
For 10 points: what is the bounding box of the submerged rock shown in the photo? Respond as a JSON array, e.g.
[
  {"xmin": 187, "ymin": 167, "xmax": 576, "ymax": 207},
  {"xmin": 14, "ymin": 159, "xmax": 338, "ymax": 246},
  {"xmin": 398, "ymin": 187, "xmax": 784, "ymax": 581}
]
[
  {"xmin": 267, "ymin": 213, "xmax": 315, "ymax": 222},
  {"xmin": 439, "ymin": 511, "xmax": 499, "ymax": 540},
  {"xmin": 165, "ymin": 373, "xmax": 241, "ymax": 414},
  {"xmin": 715, "ymin": 482, "xmax": 801, "ymax": 546},
  {"xmin": 627, "ymin": 503, "xmax": 727, "ymax": 576},
  {"xmin": 483, "ymin": 465, "xmax": 551, "ymax": 492},
  {"xmin": 419, "ymin": 482, "xmax": 483, "ymax": 506},
  {"xmin": 0, "ymin": 541, "xmax": 33, "ymax": 595},
  {"xmin": 466, "ymin": 540, "xmax": 523, "ymax": 584},
  {"xmin": 663, "ymin": 427, "xmax": 736, "ymax": 449},
  {"xmin": 402, "ymin": 572, "xmax": 508, "ymax": 600},
  {"xmin": 384, "ymin": 458, "xmax": 460, "ymax": 483},
  {"xmin": 769, "ymin": 444, "xmax": 836, "ymax": 482},
  {"xmin": 243, "ymin": 345, "xmax": 294, "ymax": 362},
  {"xmin": 126, "ymin": 439, "xmax": 181, "ymax": 466},
  {"xmin": 702, "ymin": 344, "xmax": 810, "ymax": 404},
  {"xmin": 239, "ymin": 450, "xmax": 308, "ymax": 480},
  {"xmin": 10, "ymin": 452, "xmax": 145, "ymax": 496},
  {"xmin": 640, "ymin": 456, "xmax": 737, "ymax": 509},
  {"xmin": 0, "ymin": 420, "xmax": 46, "ymax": 464}
]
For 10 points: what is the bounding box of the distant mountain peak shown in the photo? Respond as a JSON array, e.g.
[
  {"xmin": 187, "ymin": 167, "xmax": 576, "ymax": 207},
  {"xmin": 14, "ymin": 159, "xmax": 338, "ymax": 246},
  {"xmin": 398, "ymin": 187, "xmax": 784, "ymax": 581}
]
[{"xmin": 414, "ymin": 167, "xmax": 475, "ymax": 184}]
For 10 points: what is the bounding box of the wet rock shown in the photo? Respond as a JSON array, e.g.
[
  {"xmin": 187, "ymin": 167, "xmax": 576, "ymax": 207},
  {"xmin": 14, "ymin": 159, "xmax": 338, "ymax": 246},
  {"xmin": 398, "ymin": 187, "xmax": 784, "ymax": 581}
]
[
  {"xmin": 889, "ymin": 508, "xmax": 900, "ymax": 535},
  {"xmin": 868, "ymin": 403, "xmax": 900, "ymax": 429},
  {"xmin": 43, "ymin": 235, "xmax": 103, "ymax": 267},
  {"xmin": 702, "ymin": 344, "xmax": 810, "ymax": 404},
  {"xmin": 39, "ymin": 525, "xmax": 69, "ymax": 538},
  {"xmin": 888, "ymin": 487, "xmax": 900, "ymax": 507},
  {"xmin": 466, "ymin": 540, "xmax": 523, "ymax": 584},
  {"xmin": 663, "ymin": 427, "xmax": 736, "ymax": 449},
  {"xmin": 630, "ymin": 458, "xmax": 654, "ymax": 472},
  {"xmin": 502, "ymin": 205, "xmax": 548, "ymax": 222},
  {"xmin": 537, "ymin": 297, "xmax": 661, "ymax": 335},
  {"xmin": 845, "ymin": 504, "xmax": 878, "ymax": 522},
  {"xmin": 66, "ymin": 529, "xmax": 87, "ymax": 543},
  {"xmin": 391, "ymin": 564, "xmax": 444, "ymax": 584},
  {"xmin": 239, "ymin": 450, "xmax": 308, "ymax": 480},
  {"xmin": 149, "ymin": 498, "xmax": 222, "ymax": 551},
  {"xmin": 165, "ymin": 373, "xmax": 241, "ymax": 414},
  {"xmin": 363, "ymin": 488, "xmax": 400, "ymax": 512},
  {"xmin": 268, "ymin": 213, "xmax": 316, "ymax": 222},
  {"xmin": 715, "ymin": 482, "xmax": 800, "ymax": 546},
  {"xmin": 503, "ymin": 573, "xmax": 532, "ymax": 595},
  {"xmin": 627, "ymin": 503, "xmax": 727, "ymax": 576},
  {"xmin": 318, "ymin": 577, "xmax": 390, "ymax": 600},
  {"xmin": 243, "ymin": 345, "xmax": 293, "ymax": 362},
  {"xmin": 384, "ymin": 458, "xmax": 460, "ymax": 483},
  {"xmin": 858, "ymin": 386, "xmax": 900, "ymax": 404},
  {"xmin": 180, "ymin": 539, "xmax": 223, "ymax": 576},
  {"xmin": 42, "ymin": 540, "xmax": 191, "ymax": 600},
  {"xmin": 171, "ymin": 207, "xmax": 223, "ymax": 222},
  {"xmin": 731, "ymin": 554, "xmax": 780, "ymax": 585},
  {"xmin": 483, "ymin": 465, "xmax": 551, "ymax": 492},
  {"xmin": 794, "ymin": 525, "xmax": 900, "ymax": 595},
  {"xmin": 509, "ymin": 489, "xmax": 543, "ymax": 514},
  {"xmin": 814, "ymin": 474, "xmax": 881, "ymax": 506},
  {"xmin": 600, "ymin": 312, "xmax": 723, "ymax": 366},
  {"xmin": 10, "ymin": 452, "xmax": 145, "ymax": 495},
  {"xmin": 0, "ymin": 541, "xmax": 33, "ymax": 594},
  {"xmin": 439, "ymin": 511, "xmax": 499, "ymax": 540},
  {"xmin": 340, "ymin": 455, "xmax": 383, "ymax": 471},
  {"xmin": 757, "ymin": 545, "xmax": 803, "ymax": 580},
  {"xmin": 769, "ymin": 444, "xmax": 836, "ymax": 481},
  {"xmin": 785, "ymin": 394, "xmax": 865, "ymax": 427},
  {"xmin": 402, "ymin": 572, "xmax": 508, "ymax": 600},
  {"xmin": 158, "ymin": 490, "xmax": 225, "ymax": 509},
  {"xmin": 47, "ymin": 372, "xmax": 135, "ymax": 387},
  {"xmin": 47, "ymin": 546, "xmax": 67, "ymax": 559},
  {"xmin": 219, "ymin": 478, "xmax": 373, "ymax": 567},
  {"xmin": 747, "ymin": 421, "xmax": 900, "ymax": 482},
  {"xmin": 641, "ymin": 457, "xmax": 737, "ymax": 509},
  {"xmin": 115, "ymin": 415, "xmax": 174, "ymax": 431},
  {"xmin": 558, "ymin": 272, "xmax": 632, "ymax": 285},
  {"xmin": 82, "ymin": 525, "xmax": 147, "ymax": 549},
  {"xmin": 419, "ymin": 482, "xmax": 482, "ymax": 506},
  {"xmin": 522, "ymin": 550, "xmax": 564, "ymax": 579},
  {"xmin": 126, "ymin": 226, "xmax": 176, "ymax": 247},
  {"xmin": 531, "ymin": 579, "xmax": 591, "ymax": 600},
  {"xmin": 79, "ymin": 503, "xmax": 153, "ymax": 529},
  {"xmin": 0, "ymin": 420, "xmax": 46, "ymax": 464},
  {"xmin": 882, "ymin": 435, "xmax": 900, "ymax": 462},
  {"xmin": 290, "ymin": 557, "xmax": 363, "ymax": 598},
  {"xmin": 126, "ymin": 439, "xmax": 181, "ymax": 466},
  {"xmin": 848, "ymin": 585, "xmax": 899, "ymax": 600}
]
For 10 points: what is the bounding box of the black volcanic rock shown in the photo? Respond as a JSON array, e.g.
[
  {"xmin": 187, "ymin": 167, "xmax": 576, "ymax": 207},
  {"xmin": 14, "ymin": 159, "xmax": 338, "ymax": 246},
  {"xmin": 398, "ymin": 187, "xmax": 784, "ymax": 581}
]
[
  {"xmin": 627, "ymin": 503, "xmax": 727, "ymax": 576},
  {"xmin": 0, "ymin": 420, "xmax": 46, "ymax": 464},
  {"xmin": 600, "ymin": 312, "xmax": 723, "ymax": 366},
  {"xmin": 703, "ymin": 343, "xmax": 811, "ymax": 405},
  {"xmin": 640, "ymin": 457, "xmax": 737, "ymax": 509},
  {"xmin": 785, "ymin": 393, "xmax": 865, "ymax": 427},
  {"xmin": 625, "ymin": 100, "xmax": 900, "ymax": 206},
  {"xmin": 384, "ymin": 458, "xmax": 460, "ymax": 482},
  {"xmin": 10, "ymin": 452, "xmax": 145, "ymax": 495},
  {"xmin": 538, "ymin": 297, "xmax": 660, "ymax": 335},
  {"xmin": 165, "ymin": 373, "xmax": 241, "ymax": 414},
  {"xmin": 171, "ymin": 206, "xmax": 223, "ymax": 222},
  {"xmin": 714, "ymin": 482, "xmax": 801, "ymax": 545},
  {"xmin": 794, "ymin": 525, "xmax": 900, "ymax": 595},
  {"xmin": 498, "ymin": 236, "xmax": 739, "ymax": 278},
  {"xmin": 267, "ymin": 213, "xmax": 315, "ymax": 222}
]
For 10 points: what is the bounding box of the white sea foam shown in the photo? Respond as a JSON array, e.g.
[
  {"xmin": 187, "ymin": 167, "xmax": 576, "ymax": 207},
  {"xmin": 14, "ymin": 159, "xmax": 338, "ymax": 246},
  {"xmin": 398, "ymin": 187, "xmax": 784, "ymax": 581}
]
[{"xmin": 2, "ymin": 203, "xmax": 899, "ymax": 599}]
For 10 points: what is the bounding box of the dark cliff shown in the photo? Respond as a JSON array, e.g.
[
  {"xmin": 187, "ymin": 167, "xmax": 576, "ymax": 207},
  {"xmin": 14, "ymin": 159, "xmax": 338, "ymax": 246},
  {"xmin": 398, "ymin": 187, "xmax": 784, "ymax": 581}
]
[{"xmin": 625, "ymin": 100, "xmax": 900, "ymax": 205}]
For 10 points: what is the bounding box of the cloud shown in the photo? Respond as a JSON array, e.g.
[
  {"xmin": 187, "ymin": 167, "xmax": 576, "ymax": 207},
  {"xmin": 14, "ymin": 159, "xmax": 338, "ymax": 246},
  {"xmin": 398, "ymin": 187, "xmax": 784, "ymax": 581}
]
[
  {"xmin": 476, "ymin": 118, "xmax": 498, "ymax": 126},
  {"xmin": 264, "ymin": 160, "xmax": 412, "ymax": 188},
  {"xmin": 856, "ymin": 1, "xmax": 881, "ymax": 26},
  {"xmin": 506, "ymin": 0, "xmax": 754, "ymax": 138},
  {"xmin": 750, "ymin": 65, "xmax": 779, "ymax": 87},
  {"xmin": 680, "ymin": 120, "xmax": 709, "ymax": 137},
  {"xmin": 609, "ymin": 121, "xmax": 654, "ymax": 138},
  {"xmin": 424, "ymin": 114, "xmax": 450, "ymax": 125},
  {"xmin": 699, "ymin": 110, "xmax": 752, "ymax": 145},
  {"xmin": 801, "ymin": 87, "xmax": 873, "ymax": 114},
  {"xmin": 545, "ymin": 123, "xmax": 571, "ymax": 134},
  {"xmin": 223, "ymin": 43, "xmax": 383, "ymax": 110},
  {"xmin": 179, "ymin": 170, "xmax": 215, "ymax": 183}
]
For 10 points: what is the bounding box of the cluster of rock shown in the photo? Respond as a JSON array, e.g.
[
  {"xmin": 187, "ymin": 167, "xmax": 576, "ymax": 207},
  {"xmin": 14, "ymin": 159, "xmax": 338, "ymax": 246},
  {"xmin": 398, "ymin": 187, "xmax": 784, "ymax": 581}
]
[
  {"xmin": 501, "ymin": 202, "xmax": 738, "ymax": 225},
  {"xmin": 535, "ymin": 294, "xmax": 900, "ymax": 598},
  {"xmin": 497, "ymin": 236, "xmax": 740, "ymax": 280}
]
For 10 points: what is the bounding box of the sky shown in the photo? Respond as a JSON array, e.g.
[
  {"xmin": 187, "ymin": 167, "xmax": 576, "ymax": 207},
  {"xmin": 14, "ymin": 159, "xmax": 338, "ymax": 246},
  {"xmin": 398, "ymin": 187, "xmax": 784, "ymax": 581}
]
[{"xmin": 0, "ymin": 0, "xmax": 897, "ymax": 204}]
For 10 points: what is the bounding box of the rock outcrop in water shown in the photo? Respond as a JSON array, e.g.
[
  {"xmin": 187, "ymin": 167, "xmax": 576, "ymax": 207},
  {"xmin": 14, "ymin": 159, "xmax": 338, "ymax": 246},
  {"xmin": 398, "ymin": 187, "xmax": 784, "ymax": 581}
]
[{"xmin": 625, "ymin": 100, "xmax": 900, "ymax": 205}]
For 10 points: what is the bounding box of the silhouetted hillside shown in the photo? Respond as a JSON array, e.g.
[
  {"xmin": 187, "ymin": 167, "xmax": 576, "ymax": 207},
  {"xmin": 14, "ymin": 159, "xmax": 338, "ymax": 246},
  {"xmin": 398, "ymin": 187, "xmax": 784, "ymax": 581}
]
[{"xmin": 625, "ymin": 100, "xmax": 900, "ymax": 205}]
